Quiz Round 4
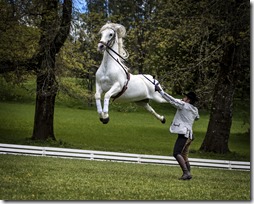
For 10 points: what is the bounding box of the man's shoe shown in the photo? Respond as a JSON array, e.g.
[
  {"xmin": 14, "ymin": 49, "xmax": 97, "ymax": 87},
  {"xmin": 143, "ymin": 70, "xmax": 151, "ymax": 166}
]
[{"xmin": 179, "ymin": 172, "xmax": 192, "ymax": 180}]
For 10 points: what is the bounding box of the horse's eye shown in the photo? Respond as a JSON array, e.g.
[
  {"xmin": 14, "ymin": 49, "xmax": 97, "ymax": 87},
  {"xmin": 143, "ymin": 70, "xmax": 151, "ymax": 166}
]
[{"xmin": 109, "ymin": 33, "xmax": 113, "ymax": 37}]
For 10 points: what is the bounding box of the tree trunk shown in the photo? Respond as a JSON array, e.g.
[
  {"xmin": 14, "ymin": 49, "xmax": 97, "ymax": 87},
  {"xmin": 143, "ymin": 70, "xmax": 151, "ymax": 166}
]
[
  {"xmin": 200, "ymin": 0, "xmax": 249, "ymax": 153},
  {"xmin": 32, "ymin": 70, "xmax": 57, "ymax": 140},
  {"xmin": 200, "ymin": 44, "xmax": 239, "ymax": 153},
  {"xmin": 32, "ymin": 0, "xmax": 72, "ymax": 140}
]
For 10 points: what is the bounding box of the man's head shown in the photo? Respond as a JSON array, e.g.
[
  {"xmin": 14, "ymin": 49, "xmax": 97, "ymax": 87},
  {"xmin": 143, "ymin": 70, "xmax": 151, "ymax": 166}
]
[{"xmin": 182, "ymin": 92, "xmax": 198, "ymax": 105}]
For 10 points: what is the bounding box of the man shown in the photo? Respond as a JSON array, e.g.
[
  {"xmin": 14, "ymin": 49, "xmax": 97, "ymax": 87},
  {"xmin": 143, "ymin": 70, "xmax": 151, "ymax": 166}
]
[{"xmin": 155, "ymin": 84, "xmax": 199, "ymax": 180}]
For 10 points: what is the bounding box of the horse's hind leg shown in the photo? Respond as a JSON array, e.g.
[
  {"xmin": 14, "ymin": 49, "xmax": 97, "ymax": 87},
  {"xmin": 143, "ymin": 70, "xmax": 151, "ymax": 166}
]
[
  {"xmin": 136, "ymin": 100, "xmax": 166, "ymax": 124},
  {"xmin": 145, "ymin": 103, "xmax": 166, "ymax": 124}
]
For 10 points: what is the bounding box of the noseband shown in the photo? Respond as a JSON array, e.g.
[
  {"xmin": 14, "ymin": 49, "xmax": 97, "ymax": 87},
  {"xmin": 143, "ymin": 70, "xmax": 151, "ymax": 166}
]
[{"xmin": 99, "ymin": 29, "xmax": 116, "ymax": 49}]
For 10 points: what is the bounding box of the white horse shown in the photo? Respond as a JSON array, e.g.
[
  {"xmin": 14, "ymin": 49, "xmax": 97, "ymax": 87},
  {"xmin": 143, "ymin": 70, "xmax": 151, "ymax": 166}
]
[{"xmin": 95, "ymin": 22, "xmax": 167, "ymax": 124}]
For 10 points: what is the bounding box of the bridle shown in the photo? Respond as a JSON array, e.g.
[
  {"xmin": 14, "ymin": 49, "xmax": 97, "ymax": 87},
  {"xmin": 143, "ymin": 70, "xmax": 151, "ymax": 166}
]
[
  {"xmin": 99, "ymin": 29, "xmax": 116, "ymax": 49},
  {"xmin": 99, "ymin": 29, "xmax": 129, "ymax": 65},
  {"xmin": 99, "ymin": 30, "xmax": 130, "ymax": 101}
]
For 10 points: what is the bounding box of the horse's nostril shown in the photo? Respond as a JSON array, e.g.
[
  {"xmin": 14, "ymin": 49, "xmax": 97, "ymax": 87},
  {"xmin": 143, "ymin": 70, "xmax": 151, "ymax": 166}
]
[{"xmin": 98, "ymin": 43, "xmax": 105, "ymax": 51}]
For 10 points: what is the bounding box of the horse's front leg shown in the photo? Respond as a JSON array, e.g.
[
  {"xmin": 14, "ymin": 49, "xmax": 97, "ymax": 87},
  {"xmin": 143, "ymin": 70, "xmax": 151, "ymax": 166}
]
[
  {"xmin": 101, "ymin": 82, "xmax": 122, "ymax": 124},
  {"xmin": 95, "ymin": 83, "xmax": 104, "ymax": 122}
]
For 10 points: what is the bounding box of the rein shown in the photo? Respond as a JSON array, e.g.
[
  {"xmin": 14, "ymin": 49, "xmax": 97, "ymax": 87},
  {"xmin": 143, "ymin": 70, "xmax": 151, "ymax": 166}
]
[
  {"xmin": 99, "ymin": 40, "xmax": 130, "ymax": 101},
  {"xmin": 99, "ymin": 40, "xmax": 129, "ymax": 65},
  {"xmin": 142, "ymin": 74, "xmax": 156, "ymax": 85}
]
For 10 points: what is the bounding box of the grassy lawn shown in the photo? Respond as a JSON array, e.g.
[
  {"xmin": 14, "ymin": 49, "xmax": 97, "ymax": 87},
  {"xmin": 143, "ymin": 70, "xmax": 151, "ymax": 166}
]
[
  {"xmin": 0, "ymin": 154, "xmax": 250, "ymax": 200},
  {"xmin": 0, "ymin": 76, "xmax": 250, "ymax": 161},
  {"xmin": 0, "ymin": 101, "xmax": 250, "ymax": 161},
  {"xmin": 0, "ymin": 77, "xmax": 251, "ymax": 201}
]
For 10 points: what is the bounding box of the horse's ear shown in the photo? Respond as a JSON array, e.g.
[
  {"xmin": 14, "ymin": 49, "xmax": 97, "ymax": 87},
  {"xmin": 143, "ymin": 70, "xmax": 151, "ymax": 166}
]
[{"xmin": 115, "ymin": 24, "xmax": 126, "ymax": 38}]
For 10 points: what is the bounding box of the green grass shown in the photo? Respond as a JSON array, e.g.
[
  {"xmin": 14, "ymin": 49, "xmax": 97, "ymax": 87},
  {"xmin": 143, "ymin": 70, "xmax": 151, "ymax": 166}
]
[
  {"xmin": 0, "ymin": 154, "xmax": 250, "ymax": 200},
  {"xmin": 0, "ymin": 75, "xmax": 250, "ymax": 161},
  {"xmin": 0, "ymin": 101, "xmax": 250, "ymax": 161},
  {"xmin": 0, "ymin": 77, "xmax": 251, "ymax": 201}
]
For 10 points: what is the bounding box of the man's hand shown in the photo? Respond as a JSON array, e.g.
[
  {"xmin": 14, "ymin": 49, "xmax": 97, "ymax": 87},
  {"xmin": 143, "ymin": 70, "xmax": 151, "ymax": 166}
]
[{"xmin": 155, "ymin": 83, "xmax": 162, "ymax": 92}]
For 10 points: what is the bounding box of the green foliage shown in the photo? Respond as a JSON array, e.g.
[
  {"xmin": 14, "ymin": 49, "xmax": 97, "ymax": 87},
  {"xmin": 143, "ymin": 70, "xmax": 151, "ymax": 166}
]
[
  {"xmin": 0, "ymin": 25, "xmax": 39, "ymax": 62},
  {"xmin": 56, "ymin": 40, "xmax": 85, "ymax": 77},
  {"xmin": 0, "ymin": 76, "xmax": 36, "ymax": 103},
  {"xmin": 0, "ymin": 0, "xmax": 41, "ymax": 62},
  {"xmin": 0, "ymin": 154, "xmax": 250, "ymax": 200},
  {"xmin": 57, "ymin": 77, "xmax": 92, "ymax": 107},
  {"xmin": 0, "ymin": 0, "xmax": 249, "ymax": 110},
  {"xmin": 77, "ymin": 0, "xmax": 249, "ymax": 110}
]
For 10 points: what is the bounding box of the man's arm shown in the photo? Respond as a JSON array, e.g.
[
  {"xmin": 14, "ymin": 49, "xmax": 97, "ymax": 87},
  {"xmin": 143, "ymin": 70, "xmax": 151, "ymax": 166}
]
[
  {"xmin": 155, "ymin": 84, "xmax": 184, "ymax": 109},
  {"xmin": 160, "ymin": 91, "xmax": 185, "ymax": 109}
]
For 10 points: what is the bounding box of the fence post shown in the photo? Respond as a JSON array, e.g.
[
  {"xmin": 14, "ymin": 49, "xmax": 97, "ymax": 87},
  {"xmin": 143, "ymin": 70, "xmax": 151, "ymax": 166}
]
[
  {"xmin": 42, "ymin": 147, "xmax": 46, "ymax": 156},
  {"xmin": 228, "ymin": 161, "xmax": 232, "ymax": 170},
  {"xmin": 137, "ymin": 155, "xmax": 141, "ymax": 163},
  {"xmin": 90, "ymin": 153, "xmax": 94, "ymax": 160}
]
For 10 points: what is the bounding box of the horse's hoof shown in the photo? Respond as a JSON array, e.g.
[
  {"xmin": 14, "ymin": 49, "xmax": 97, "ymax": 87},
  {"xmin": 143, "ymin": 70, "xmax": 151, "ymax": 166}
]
[
  {"xmin": 161, "ymin": 117, "xmax": 166, "ymax": 124},
  {"xmin": 100, "ymin": 117, "xmax": 110, "ymax": 124}
]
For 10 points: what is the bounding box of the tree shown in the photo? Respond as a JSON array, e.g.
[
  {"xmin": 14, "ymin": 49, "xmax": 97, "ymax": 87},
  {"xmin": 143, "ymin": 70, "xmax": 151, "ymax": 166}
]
[
  {"xmin": 200, "ymin": 0, "xmax": 250, "ymax": 153},
  {"xmin": 0, "ymin": 0, "xmax": 72, "ymax": 140},
  {"xmin": 32, "ymin": 0, "xmax": 72, "ymax": 140}
]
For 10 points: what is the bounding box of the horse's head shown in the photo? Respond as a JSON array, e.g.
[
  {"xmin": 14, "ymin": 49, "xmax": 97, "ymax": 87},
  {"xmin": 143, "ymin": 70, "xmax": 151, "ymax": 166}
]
[
  {"xmin": 97, "ymin": 28, "xmax": 116, "ymax": 52},
  {"xmin": 97, "ymin": 23, "xmax": 126, "ymax": 52}
]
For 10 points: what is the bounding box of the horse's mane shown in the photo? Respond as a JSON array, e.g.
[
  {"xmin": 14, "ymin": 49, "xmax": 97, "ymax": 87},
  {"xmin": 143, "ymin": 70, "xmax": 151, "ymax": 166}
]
[{"xmin": 99, "ymin": 23, "xmax": 129, "ymax": 60}]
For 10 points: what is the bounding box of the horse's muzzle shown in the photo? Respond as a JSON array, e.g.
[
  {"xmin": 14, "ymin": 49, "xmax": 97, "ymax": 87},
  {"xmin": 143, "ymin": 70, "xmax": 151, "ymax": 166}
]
[{"xmin": 98, "ymin": 42, "xmax": 106, "ymax": 52}]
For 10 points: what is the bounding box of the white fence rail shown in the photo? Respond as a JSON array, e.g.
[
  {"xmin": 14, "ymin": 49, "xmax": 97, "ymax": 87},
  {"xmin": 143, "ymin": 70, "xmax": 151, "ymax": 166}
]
[{"xmin": 0, "ymin": 143, "xmax": 250, "ymax": 171}]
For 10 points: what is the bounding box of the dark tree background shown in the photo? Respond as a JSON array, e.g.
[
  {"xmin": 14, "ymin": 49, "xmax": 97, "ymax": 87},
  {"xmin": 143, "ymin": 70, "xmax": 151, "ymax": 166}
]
[{"xmin": 200, "ymin": 0, "xmax": 250, "ymax": 153}]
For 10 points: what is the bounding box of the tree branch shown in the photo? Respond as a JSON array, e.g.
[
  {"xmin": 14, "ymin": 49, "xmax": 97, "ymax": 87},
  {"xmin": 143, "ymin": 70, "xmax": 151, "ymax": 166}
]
[
  {"xmin": 0, "ymin": 60, "xmax": 37, "ymax": 74},
  {"xmin": 54, "ymin": 0, "xmax": 73, "ymax": 54}
]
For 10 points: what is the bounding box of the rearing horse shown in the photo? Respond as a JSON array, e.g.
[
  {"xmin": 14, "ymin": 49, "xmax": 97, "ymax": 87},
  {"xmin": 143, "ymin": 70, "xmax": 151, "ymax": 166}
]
[{"xmin": 95, "ymin": 23, "xmax": 167, "ymax": 124}]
